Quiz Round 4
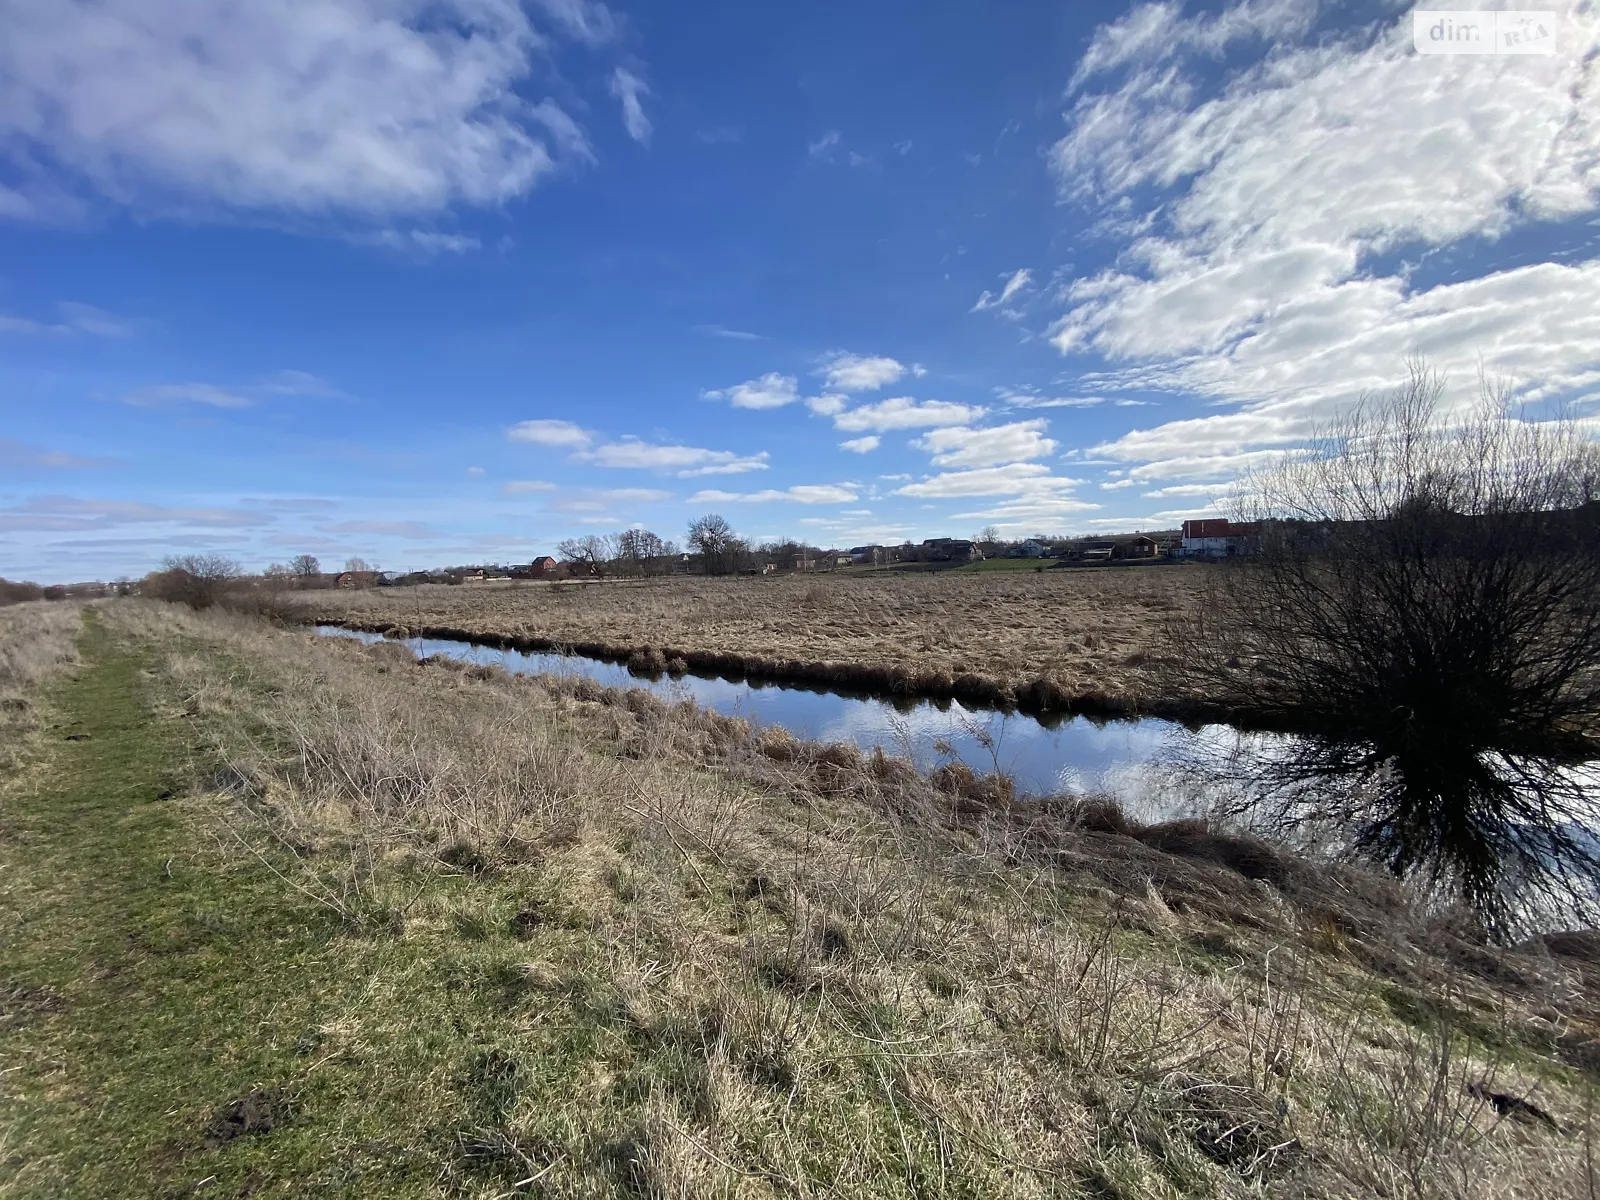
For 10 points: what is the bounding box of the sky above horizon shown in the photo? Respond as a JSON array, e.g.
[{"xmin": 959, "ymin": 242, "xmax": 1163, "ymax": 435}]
[{"xmin": 3, "ymin": 0, "xmax": 1599, "ymax": 581}]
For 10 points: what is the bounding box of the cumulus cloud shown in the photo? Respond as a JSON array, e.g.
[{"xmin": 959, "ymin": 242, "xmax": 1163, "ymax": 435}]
[
  {"xmin": 1049, "ymin": 1, "xmax": 1600, "ymax": 483},
  {"xmin": 818, "ymin": 352, "xmax": 907, "ymax": 392},
  {"xmin": 703, "ymin": 373, "xmax": 800, "ymax": 409},
  {"xmin": 833, "ymin": 397, "xmax": 987, "ymax": 433},
  {"xmin": 688, "ymin": 484, "xmax": 857, "ymax": 504},
  {"xmin": 912, "ymin": 420, "xmax": 1058, "ymax": 469},
  {"xmin": 839, "ymin": 435, "xmax": 881, "ymax": 454},
  {"xmin": 807, "ymin": 394, "xmax": 848, "ymax": 417},
  {"xmin": 970, "ymin": 268, "xmax": 1033, "ymax": 313},
  {"xmin": 0, "ymin": 0, "xmax": 589, "ymax": 219},
  {"xmin": 610, "ymin": 67, "xmax": 652, "ymax": 145},
  {"xmin": 508, "ymin": 419, "xmax": 593, "ymax": 448},
  {"xmin": 503, "ymin": 480, "xmax": 558, "ymax": 494}
]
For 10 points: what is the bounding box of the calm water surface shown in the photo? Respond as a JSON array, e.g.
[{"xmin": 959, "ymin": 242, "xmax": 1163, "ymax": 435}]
[{"xmin": 316, "ymin": 624, "xmax": 1242, "ymax": 817}]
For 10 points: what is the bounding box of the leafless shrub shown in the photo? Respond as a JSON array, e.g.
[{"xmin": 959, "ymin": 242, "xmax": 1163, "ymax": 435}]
[
  {"xmin": 142, "ymin": 553, "xmax": 242, "ymax": 610},
  {"xmin": 1197, "ymin": 363, "xmax": 1600, "ymax": 937}
]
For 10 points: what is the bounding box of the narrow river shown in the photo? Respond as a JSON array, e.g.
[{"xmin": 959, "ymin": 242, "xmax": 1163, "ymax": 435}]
[{"xmin": 316, "ymin": 625, "xmax": 1262, "ymax": 819}]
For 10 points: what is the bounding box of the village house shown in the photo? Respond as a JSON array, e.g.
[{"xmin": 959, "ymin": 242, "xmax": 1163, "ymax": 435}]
[
  {"xmin": 1179, "ymin": 518, "xmax": 1260, "ymax": 558},
  {"xmin": 528, "ymin": 556, "xmax": 559, "ymax": 577},
  {"xmin": 334, "ymin": 570, "xmax": 381, "ymax": 589}
]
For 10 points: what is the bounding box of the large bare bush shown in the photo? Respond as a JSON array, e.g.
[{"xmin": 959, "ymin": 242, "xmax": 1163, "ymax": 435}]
[{"xmin": 1202, "ymin": 364, "xmax": 1600, "ymax": 934}]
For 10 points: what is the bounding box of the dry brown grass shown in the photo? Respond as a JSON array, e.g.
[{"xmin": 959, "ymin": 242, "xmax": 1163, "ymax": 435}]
[
  {"xmin": 91, "ymin": 598, "xmax": 1600, "ymax": 1198},
  {"xmin": 0, "ymin": 600, "xmax": 83, "ymax": 769},
  {"xmin": 302, "ymin": 568, "xmax": 1202, "ymax": 714}
]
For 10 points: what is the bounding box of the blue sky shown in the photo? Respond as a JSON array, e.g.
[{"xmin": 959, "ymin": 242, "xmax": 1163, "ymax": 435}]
[{"xmin": 2, "ymin": 0, "xmax": 1598, "ymax": 581}]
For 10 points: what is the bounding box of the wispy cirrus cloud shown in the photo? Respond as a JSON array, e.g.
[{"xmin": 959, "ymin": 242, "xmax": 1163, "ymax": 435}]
[
  {"xmin": 581, "ymin": 439, "xmax": 769, "ymax": 477},
  {"xmin": 970, "ymin": 268, "xmax": 1032, "ymax": 313},
  {"xmin": 609, "ymin": 67, "xmax": 652, "ymax": 145},
  {"xmin": 1048, "ymin": 0, "xmax": 1600, "ymax": 485},
  {"xmin": 0, "ymin": 301, "xmax": 135, "ymax": 338},
  {"xmin": 689, "ymin": 484, "xmax": 857, "ymax": 505},
  {"xmin": 0, "ymin": 439, "xmax": 116, "ymax": 470}
]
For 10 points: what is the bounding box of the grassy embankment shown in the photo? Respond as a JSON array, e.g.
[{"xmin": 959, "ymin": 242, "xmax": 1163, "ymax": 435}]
[
  {"xmin": 301, "ymin": 571, "xmax": 1209, "ymax": 720},
  {"xmin": 1, "ymin": 599, "xmax": 1596, "ymax": 1197}
]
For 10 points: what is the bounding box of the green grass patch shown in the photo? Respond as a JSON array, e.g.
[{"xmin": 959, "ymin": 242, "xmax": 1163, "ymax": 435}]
[{"xmin": 0, "ymin": 613, "xmax": 635, "ymax": 1196}]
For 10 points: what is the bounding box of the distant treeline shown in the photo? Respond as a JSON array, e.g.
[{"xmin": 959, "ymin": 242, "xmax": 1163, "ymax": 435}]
[{"xmin": 0, "ymin": 578, "xmax": 116, "ymax": 606}]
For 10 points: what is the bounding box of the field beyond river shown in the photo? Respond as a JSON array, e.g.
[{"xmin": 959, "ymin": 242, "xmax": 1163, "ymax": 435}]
[{"xmin": 301, "ymin": 568, "xmax": 1199, "ymax": 716}]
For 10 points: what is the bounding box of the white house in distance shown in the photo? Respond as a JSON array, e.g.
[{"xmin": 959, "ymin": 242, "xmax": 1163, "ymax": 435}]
[{"xmin": 1179, "ymin": 518, "xmax": 1260, "ymax": 558}]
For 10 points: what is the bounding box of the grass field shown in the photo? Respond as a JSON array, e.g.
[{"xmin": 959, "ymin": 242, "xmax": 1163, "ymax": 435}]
[
  {"xmin": 300, "ymin": 568, "xmax": 1202, "ymax": 714},
  {"xmin": 1, "ymin": 598, "xmax": 1597, "ymax": 1196}
]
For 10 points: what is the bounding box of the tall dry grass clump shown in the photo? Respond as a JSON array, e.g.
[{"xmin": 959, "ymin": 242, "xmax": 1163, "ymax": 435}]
[
  {"xmin": 102, "ymin": 601, "xmax": 1600, "ymax": 1198},
  {"xmin": 0, "ymin": 600, "xmax": 83, "ymax": 766}
]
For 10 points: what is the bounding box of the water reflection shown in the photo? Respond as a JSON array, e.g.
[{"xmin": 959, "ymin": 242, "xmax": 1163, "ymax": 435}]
[{"xmin": 318, "ymin": 625, "xmax": 1216, "ymax": 812}]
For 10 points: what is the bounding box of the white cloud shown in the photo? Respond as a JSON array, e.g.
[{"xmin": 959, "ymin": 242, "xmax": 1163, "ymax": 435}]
[
  {"xmin": 703, "ymin": 373, "xmax": 800, "ymax": 409},
  {"xmin": 895, "ymin": 464, "xmax": 1081, "ymax": 498},
  {"xmin": 125, "ymin": 382, "xmax": 253, "ymax": 409},
  {"xmin": 818, "ymin": 352, "xmax": 907, "ymax": 392},
  {"xmin": 911, "ymin": 420, "xmax": 1058, "ymax": 469},
  {"xmin": 0, "ymin": 0, "xmax": 586, "ymax": 219},
  {"xmin": 258, "ymin": 370, "xmax": 344, "ymax": 398},
  {"xmin": 1139, "ymin": 482, "xmax": 1235, "ymax": 499},
  {"xmin": 0, "ymin": 495, "xmax": 275, "ymax": 532},
  {"xmin": 508, "ymin": 419, "xmax": 592, "ymax": 448},
  {"xmin": 807, "ymin": 394, "xmax": 848, "ymax": 417},
  {"xmin": 689, "ymin": 485, "xmax": 857, "ymax": 505},
  {"xmin": 610, "ymin": 67, "xmax": 652, "ymax": 146},
  {"xmin": 531, "ymin": 0, "xmax": 618, "ymax": 45},
  {"xmin": 1070, "ymin": 0, "xmax": 1318, "ymax": 88},
  {"xmin": 1100, "ymin": 478, "xmax": 1136, "ymax": 490},
  {"xmin": 0, "ymin": 439, "xmax": 111, "ymax": 470},
  {"xmin": 840, "ymin": 435, "xmax": 881, "ymax": 454},
  {"xmin": 363, "ymin": 229, "xmax": 482, "ymax": 255},
  {"xmin": 833, "ymin": 397, "xmax": 987, "ymax": 433},
  {"xmin": 0, "ymin": 301, "xmax": 134, "ymax": 338},
  {"xmin": 582, "ymin": 439, "xmax": 769, "ymax": 477},
  {"xmin": 596, "ymin": 487, "xmax": 672, "ymax": 501},
  {"xmin": 466, "ymin": 466, "xmax": 486, "ymax": 476},
  {"xmin": 503, "ymin": 480, "xmax": 558, "ymax": 494},
  {"xmin": 1048, "ymin": 3, "xmax": 1600, "ymax": 440},
  {"xmin": 693, "ymin": 323, "xmax": 763, "ymax": 340},
  {"xmin": 996, "ymin": 387, "xmax": 1106, "ymax": 409},
  {"xmin": 970, "ymin": 268, "xmax": 1033, "ymax": 313},
  {"xmin": 808, "ymin": 130, "xmax": 842, "ymax": 160}
]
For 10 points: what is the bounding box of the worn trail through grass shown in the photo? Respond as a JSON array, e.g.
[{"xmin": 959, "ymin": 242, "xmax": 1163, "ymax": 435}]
[{"xmin": 0, "ymin": 611, "xmax": 524, "ymax": 1197}]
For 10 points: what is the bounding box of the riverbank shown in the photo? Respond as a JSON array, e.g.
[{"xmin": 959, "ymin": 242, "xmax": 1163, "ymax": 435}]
[
  {"xmin": 298, "ymin": 570, "xmax": 1247, "ymax": 726},
  {"xmin": 2, "ymin": 599, "xmax": 1594, "ymax": 1197}
]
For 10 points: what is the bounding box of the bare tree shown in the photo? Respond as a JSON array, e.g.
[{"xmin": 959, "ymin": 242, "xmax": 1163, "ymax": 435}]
[
  {"xmin": 614, "ymin": 528, "xmax": 665, "ymax": 576},
  {"xmin": 289, "ymin": 554, "xmax": 321, "ymax": 579},
  {"xmin": 344, "ymin": 556, "xmax": 376, "ymax": 574},
  {"xmin": 557, "ymin": 535, "xmax": 611, "ymax": 576},
  {"xmin": 687, "ymin": 513, "xmax": 744, "ymax": 575},
  {"xmin": 1197, "ymin": 363, "xmax": 1600, "ymax": 935},
  {"xmin": 145, "ymin": 553, "xmax": 242, "ymax": 610}
]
